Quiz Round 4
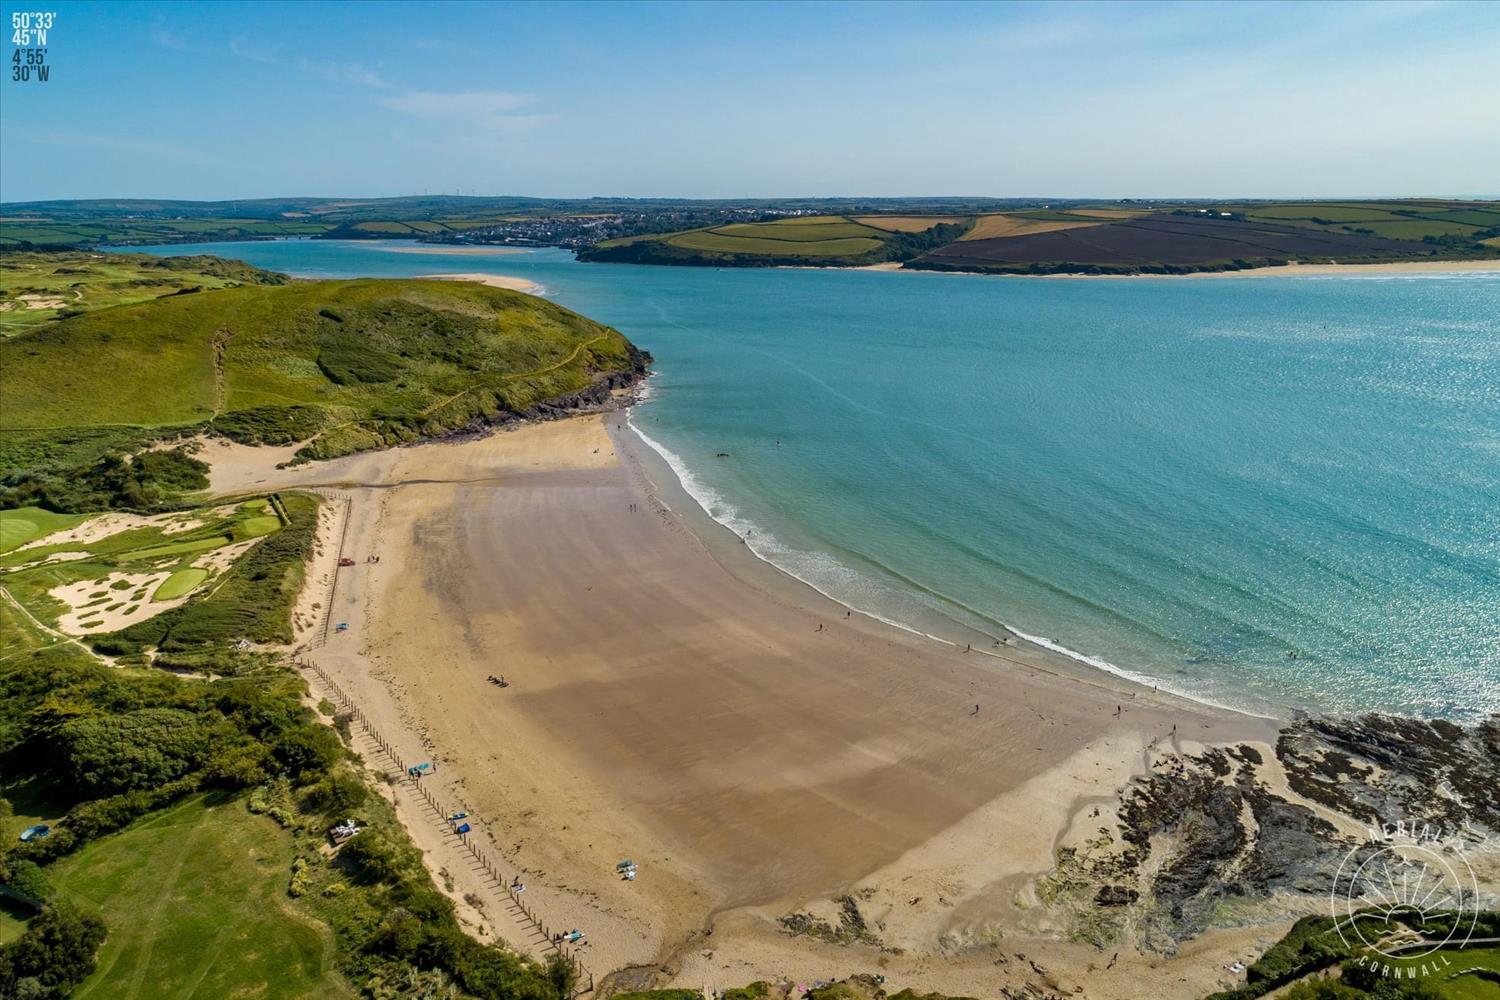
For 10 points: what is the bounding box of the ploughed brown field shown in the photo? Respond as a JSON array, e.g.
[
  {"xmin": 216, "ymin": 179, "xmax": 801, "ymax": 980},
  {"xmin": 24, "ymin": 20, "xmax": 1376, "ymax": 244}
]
[{"xmin": 914, "ymin": 212, "xmax": 1447, "ymax": 272}]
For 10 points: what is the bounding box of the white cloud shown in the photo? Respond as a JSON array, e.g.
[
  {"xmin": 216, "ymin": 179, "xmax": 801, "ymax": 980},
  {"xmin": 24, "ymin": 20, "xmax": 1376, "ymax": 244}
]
[
  {"xmin": 230, "ymin": 36, "xmax": 283, "ymax": 63},
  {"xmin": 378, "ymin": 90, "xmax": 530, "ymax": 119},
  {"xmin": 149, "ymin": 28, "xmax": 191, "ymax": 51},
  {"xmin": 27, "ymin": 131, "xmax": 224, "ymax": 168},
  {"xmin": 377, "ymin": 91, "xmax": 549, "ymax": 133},
  {"xmin": 301, "ymin": 58, "xmax": 394, "ymax": 90}
]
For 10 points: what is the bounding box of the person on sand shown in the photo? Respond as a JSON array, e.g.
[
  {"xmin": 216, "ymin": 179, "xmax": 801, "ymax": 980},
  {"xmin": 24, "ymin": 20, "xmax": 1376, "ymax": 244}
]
[
  {"xmin": 1114, "ymin": 704, "xmax": 1121, "ymax": 717},
  {"xmin": 972, "ymin": 703, "xmax": 980, "ymax": 715}
]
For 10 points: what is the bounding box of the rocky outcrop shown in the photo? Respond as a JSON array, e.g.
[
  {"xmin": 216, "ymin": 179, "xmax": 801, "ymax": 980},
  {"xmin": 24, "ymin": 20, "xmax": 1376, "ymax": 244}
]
[
  {"xmin": 1276, "ymin": 714, "xmax": 1500, "ymax": 833},
  {"xmin": 1047, "ymin": 714, "xmax": 1498, "ymax": 953}
]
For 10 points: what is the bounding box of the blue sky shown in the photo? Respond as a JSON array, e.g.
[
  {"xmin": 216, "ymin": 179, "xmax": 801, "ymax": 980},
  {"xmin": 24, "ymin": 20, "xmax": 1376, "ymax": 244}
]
[{"xmin": 2, "ymin": 0, "xmax": 1497, "ymax": 201}]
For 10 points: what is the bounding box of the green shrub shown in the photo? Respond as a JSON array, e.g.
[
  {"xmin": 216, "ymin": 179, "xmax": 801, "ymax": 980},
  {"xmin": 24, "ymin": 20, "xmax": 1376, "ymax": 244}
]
[
  {"xmin": 58, "ymin": 707, "xmax": 209, "ymax": 794},
  {"xmin": 0, "ymin": 901, "xmax": 107, "ymax": 998},
  {"xmin": 304, "ymin": 768, "xmax": 369, "ymax": 816},
  {"xmin": 0, "ymin": 446, "xmax": 208, "ymax": 514},
  {"xmin": 3, "ymin": 858, "xmax": 54, "ymax": 907}
]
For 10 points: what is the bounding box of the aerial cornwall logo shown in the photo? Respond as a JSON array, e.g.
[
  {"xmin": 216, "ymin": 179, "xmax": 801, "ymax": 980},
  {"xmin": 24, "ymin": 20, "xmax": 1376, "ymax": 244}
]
[{"xmin": 1330, "ymin": 821, "xmax": 1482, "ymax": 978}]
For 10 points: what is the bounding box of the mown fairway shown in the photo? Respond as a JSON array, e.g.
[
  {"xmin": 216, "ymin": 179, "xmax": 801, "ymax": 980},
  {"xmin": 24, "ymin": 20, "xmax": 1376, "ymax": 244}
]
[
  {"xmin": 0, "ymin": 276, "xmax": 641, "ymax": 466},
  {"xmin": 0, "ymin": 493, "xmax": 318, "ymax": 652},
  {"xmin": 0, "ymin": 251, "xmax": 288, "ymax": 335},
  {"xmin": 50, "ymin": 795, "xmax": 349, "ymax": 1000},
  {"xmin": 0, "ymin": 507, "xmax": 85, "ymax": 551}
]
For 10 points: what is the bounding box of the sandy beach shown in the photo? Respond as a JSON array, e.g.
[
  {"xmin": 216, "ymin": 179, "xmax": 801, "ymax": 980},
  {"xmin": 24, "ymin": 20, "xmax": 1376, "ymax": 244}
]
[
  {"xmin": 377, "ymin": 244, "xmax": 530, "ymax": 255},
  {"xmin": 204, "ymin": 411, "xmax": 1292, "ymax": 998},
  {"xmin": 906, "ymin": 258, "xmax": 1500, "ymax": 280},
  {"xmin": 417, "ymin": 271, "xmax": 542, "ymax": 294}
]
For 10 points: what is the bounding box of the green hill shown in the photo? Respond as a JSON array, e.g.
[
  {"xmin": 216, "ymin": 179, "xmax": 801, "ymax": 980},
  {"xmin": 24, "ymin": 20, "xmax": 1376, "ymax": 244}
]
[{"xmin": 0, "ymin": 277, "xmax": 648, "ymax": 503}]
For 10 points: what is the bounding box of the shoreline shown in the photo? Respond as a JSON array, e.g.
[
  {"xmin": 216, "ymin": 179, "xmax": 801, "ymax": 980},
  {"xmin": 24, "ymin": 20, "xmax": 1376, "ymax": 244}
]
[
  {"xmin": 620, "ymin": 408, "xmax": 1278, "ymax": 722},
  {"xmin": 856, "ymin": 258, "xmax": 1500, "ymax": 279},
  {"xmin": 374, "ymin": 243, "xmax": 530, "ymax": 255},
  {"xmin": 907, "ymin": 257, "xmax": 1500, "ymax": 279}
]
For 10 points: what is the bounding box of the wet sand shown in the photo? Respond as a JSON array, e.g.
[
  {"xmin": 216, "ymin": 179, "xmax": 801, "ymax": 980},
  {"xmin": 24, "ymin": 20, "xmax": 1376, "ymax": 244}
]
[{"xmin": 376, "ymin": 244, "xmax": 530, "ymax": 255}]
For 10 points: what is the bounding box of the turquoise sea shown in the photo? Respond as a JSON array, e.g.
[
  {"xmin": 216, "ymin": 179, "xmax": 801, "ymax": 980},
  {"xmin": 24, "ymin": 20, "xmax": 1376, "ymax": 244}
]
[{"xmin": 123, "ymin": 241, "xmax": 1500, "ymax": 719}]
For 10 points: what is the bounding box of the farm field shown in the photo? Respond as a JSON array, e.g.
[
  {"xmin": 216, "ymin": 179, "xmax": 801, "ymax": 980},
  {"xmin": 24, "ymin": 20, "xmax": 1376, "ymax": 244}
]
[
  {"xmin": 1227, "ymin": 200, "xmax": 1500, "ymax": 242},
  {"xmin": 49, "ymin": 795, "xmax": 349, "ymax": 1000},
  {"xmin": 961, "ymin": 213, "xmax": 1101, "ymax": 241},
  {"xmin": 670, "ymin": 230, "xmax": 884, "ymax": 256},
  {"xmin": 0, "ymin": 251, "xmax": 289, "ymax": 334},
  {"xmin": 0, "ymin": 273, "xmax": 642, "ymax": 468},
  {"xmin": 585, "ymin": 213, "xmax": 970, "ymax": 266},
  {"xmin": 913, "ymin": 211, "xmax": 1475, "ymax": 274},
  {"xmin": 850, "ymin": 215, "xmax": 972, "ymax": 232},
  {"xmin": 580, "ymin": 199, "xmax": 1497, "ymax": 273},
  {"xmin": 0, "ymin": 218, "xmax": 333, "ymax": 248}
]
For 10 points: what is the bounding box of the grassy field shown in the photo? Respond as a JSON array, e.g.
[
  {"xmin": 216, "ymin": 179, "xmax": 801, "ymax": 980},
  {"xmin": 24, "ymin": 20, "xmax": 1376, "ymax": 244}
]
[
  {"xmin": 0, "ymin": 274, "xmax": 642, "ymax": 471},
  {"xmin": 0, "ymin": 251, "xmax": 289, "ymax": 334},
  {"xmin": 669, "ymin": 230, "xmax": 884, "ymax": 255},
  {"xmin": 852, "ymin": 215, "xmax": 972, "ymax": 232},
  {"xmin": 1226, "ymin": 200, "xmax": 1500, "ymax": 242},
  {"xmin": 48, "ymin": 795, "xmax": 349, "ymax": 999},
  {"xmin": 711, "ymin": 220, "xmax": 886, "ymax": 241},
  {"xmin": 961, "ymin": 213, "xmax": 1101, "ymax": 241}
]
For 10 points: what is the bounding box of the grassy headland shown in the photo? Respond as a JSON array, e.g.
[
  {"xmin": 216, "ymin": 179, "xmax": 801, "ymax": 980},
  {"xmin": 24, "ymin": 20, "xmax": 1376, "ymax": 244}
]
[{"xmin": 0, "ymin": 273, "xmax": 648, "ymax": 510}]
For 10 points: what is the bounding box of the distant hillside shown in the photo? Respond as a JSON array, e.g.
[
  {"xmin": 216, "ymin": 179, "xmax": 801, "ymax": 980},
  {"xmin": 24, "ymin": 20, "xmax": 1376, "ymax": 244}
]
[
  {"xmin": 580, "ymin": 214, "xmax": 972, "ymax": 267},
  {"xmin": 909, "ymin": 202, "xmax": 1500, "ymax": 275},
  {"xmin": 1, "ymin": 278, "xmax": 648, "ymax": 504},
  {"xmin": 582, "ymin": 201, "xmax": 1500, "ymax": 274},
  {"xmin": 0, "ymin": 195, "xmax": 1057, "ymax": 249}
]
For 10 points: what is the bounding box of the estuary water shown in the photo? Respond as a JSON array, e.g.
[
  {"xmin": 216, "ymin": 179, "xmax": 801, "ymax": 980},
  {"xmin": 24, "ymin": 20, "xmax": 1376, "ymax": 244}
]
[{"xmin": 123, "ymin": 241, "xmax": 1500, "ymax": 718}]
